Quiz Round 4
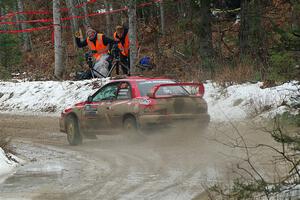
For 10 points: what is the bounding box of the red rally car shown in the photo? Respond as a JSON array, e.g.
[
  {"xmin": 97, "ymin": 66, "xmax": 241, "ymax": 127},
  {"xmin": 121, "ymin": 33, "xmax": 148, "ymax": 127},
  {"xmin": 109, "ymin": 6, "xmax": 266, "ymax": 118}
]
[{"xmin": 59, "ymin": 76, "xmax": 210, "ymax": 145}]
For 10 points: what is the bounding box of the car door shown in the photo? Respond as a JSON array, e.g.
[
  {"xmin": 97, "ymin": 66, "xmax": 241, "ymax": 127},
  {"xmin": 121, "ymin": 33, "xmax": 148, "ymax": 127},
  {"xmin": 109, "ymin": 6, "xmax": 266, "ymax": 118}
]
[
  {"xmin": 82, "ymin": 100, "xmax": 103, "ymax": 132},
  {"xmin": 105, "ymin": 82, "xmax": 133, "ymax": 129},
  {"xmin": 83, "ymin": 82, "xmax": 119, "ymax": 132}
]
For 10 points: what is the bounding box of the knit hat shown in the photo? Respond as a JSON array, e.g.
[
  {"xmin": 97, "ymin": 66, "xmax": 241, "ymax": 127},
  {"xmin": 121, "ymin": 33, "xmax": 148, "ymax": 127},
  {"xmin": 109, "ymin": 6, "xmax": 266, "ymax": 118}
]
[{"xmin": 86, "ymin": 26, "xmax": 96, "ymax": 35}]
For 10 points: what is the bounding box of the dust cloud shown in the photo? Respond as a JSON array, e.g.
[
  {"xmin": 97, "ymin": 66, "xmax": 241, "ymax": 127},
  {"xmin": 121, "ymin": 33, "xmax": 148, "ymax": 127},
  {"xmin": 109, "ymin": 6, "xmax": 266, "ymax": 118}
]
[{"xmin": 0, "ymin": 114, "xmax": 279, "ymax": 200}]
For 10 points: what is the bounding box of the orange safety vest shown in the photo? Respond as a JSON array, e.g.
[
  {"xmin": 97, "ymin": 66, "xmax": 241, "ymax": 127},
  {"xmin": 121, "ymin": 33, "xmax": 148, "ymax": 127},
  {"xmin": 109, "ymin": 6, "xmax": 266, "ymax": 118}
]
[
  {"xmin": 114, "ymin": 32, "xmax": 129, "ymax": 57},
  {"xmin": 87, "ymin": 34, "xmax": 109, "ymax": 60}
]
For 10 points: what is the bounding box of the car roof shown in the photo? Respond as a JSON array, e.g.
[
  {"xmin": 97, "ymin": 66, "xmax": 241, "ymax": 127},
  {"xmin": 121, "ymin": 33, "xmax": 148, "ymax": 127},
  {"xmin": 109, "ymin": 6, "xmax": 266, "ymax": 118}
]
[{"xmin": 110, "ymin": 76, "xmax": 173, "ymax": 83}]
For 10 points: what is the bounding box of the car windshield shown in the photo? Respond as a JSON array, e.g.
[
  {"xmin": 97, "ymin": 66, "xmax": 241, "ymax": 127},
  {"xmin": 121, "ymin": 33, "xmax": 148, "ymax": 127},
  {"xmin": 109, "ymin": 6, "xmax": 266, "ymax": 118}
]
[{"xmin": 137, "ymin": 80, "xmax": 190, "ymax": 97}]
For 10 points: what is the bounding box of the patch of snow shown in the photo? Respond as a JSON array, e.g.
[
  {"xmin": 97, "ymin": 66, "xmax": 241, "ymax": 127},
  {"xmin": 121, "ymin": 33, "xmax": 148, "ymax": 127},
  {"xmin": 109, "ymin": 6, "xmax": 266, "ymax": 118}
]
[
  {"xmin": 0, "ymin": 78, "xmax": 110, "ymax": 116},
  {"xmin": 0, "ymin": 79, "xmax": 298, "ymax": 121},
  {"xmin": 204, "ymin": 81, "xmax": 299, "ymax": 121},
  {"xmin": 0, "ymin": 148, "xmax": 23, "ymax": 183}
]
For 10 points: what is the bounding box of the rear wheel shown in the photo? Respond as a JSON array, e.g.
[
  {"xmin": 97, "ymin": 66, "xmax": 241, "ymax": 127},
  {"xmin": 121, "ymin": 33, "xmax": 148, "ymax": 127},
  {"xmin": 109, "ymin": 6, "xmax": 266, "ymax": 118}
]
[
  {"xmin": 66, "ymin": 117, "xmax": 82, "ymax": 145},
  {"xmin": 123, "ymin": 116, "xmax": 137, "ymax": 130}
]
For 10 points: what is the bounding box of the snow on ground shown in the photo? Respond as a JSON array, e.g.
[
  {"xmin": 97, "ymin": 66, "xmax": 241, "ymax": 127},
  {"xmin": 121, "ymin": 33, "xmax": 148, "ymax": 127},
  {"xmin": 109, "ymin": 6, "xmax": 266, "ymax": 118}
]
[
  {"xmin": 205, "ymin": 81, "xmax": 299, "ymax": 121},
  {"xmin": 0, "ymin": 78, "xmax": 298, "ymax": 119},
  {"xmin": 0, "ymin": 78, "xmax": 110, "ymax": 116},
  {"xmin": 0, "ymin": 78, "xmax": 299, "ymax": 178},
  {"xmin": 0, "ymin": 148, "xmax": 23, "ymax": 184}
]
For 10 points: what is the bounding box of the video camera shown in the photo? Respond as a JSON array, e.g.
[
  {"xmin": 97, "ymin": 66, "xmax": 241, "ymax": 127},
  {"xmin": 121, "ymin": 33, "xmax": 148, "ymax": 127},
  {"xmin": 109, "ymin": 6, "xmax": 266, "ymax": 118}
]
[
  {"xmin": 85, "ymin": 50, "xmax": 97, "ymax": 69},
  {"xmin": 111, "ymin": 42, "xmax": 121, "ymax": 61}
]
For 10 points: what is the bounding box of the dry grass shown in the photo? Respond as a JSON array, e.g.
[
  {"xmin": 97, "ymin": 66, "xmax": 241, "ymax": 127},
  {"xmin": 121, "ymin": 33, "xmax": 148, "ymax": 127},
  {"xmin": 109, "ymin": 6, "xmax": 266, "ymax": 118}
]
[{"xmin": 214, "ymin": 62, "xmax": 256, "ymax": 86}]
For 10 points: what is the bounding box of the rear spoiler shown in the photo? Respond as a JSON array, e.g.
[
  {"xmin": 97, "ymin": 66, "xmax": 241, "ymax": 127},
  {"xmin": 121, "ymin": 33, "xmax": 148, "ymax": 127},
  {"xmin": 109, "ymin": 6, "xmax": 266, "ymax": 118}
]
[{"xmin": 148, "ymin": 83, "xmax": 205, "ymax": 99}]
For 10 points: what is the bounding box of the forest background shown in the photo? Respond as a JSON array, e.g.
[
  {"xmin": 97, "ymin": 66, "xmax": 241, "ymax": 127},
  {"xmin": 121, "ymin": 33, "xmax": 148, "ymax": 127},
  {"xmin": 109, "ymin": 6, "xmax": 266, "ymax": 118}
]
[{"xmin": 0, "ymin": 0, "xmax": 299, "ymax": 83}]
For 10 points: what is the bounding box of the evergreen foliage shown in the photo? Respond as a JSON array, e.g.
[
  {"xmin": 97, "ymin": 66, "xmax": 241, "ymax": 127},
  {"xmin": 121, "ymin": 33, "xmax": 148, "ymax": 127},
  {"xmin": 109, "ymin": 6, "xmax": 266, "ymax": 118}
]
[
  {"xmin": 0, "ymin": 0, "xmax": 298, "ymax": 82},
  {"xmin": 0, "ymin": 34, "xmax": 21, "ymax": 79},
  {"xmin": 269, "ymin": 52, "xmax": 297, "ymax": 81}
]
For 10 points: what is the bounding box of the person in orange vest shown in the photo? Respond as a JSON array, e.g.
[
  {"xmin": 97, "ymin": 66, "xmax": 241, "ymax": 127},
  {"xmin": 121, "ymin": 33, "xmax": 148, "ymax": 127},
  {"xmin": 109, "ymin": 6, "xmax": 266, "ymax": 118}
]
[
  {"xmin": 113, "ymin": 25, "xmax": 130, "ymax": 75},
  {"xmin": 75, "ymin": 27, "xmax": 114, "ymax": 61},
  {"xmin": 75, "ymin": 27, "xmax": 115, "ymax": 78}
]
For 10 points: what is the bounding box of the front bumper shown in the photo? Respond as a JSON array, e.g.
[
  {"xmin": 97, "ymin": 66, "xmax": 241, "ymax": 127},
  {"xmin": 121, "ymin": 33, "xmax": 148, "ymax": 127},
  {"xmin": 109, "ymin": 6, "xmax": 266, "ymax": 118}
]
[{"xmin": 138, "ymin": 113, "xmax": 210, "ymax": 129}]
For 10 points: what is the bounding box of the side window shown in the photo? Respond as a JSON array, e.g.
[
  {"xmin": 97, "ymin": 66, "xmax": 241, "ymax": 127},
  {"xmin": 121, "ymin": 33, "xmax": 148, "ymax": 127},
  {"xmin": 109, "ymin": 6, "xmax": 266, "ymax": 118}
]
[
  {"xmin": 92, "ymin": 83, "xmax": 119, "ymax": 102},
  {"xmin": 117, "ymin": 82, "xmax": 132, "ymax": 100}
]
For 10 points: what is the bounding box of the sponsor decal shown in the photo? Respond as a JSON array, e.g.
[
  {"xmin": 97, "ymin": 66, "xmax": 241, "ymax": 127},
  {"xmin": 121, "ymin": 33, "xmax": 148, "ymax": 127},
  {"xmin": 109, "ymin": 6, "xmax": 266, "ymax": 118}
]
[{"xmin": 139, "ymin": 98, "xmax": 151, "ymax": 105}]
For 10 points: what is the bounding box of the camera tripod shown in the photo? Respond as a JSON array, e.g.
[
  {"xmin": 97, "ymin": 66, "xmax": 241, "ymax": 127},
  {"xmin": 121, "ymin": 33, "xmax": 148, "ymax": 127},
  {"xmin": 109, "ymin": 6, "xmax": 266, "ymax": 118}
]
[
  {"xmin": 110, "ymin": 56, "xmax": 130, "ymax": 76},
  {"xmin": 85, "ymin": 48, "xmax": 130, "ymax": 78}
]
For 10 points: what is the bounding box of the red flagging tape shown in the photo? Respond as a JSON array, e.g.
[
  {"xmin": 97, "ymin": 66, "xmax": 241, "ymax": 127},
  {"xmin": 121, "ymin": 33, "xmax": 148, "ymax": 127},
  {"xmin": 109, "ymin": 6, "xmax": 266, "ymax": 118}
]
[
  {"xmin": 0, "ymin": 25, "xmax": 53, "ymax": 33},
  {"xmin": 0, "ymin": 18, "xmax": 53, "ymax": 25},
  {"xmin": 0, "ymin": 0, "xmax": 97, "ymax": 21},
  {"xmin": 0, "ymin": 11, "xmax": 52, "ymax": 21},
  {"xmin": 138, "ymin": 0, "xmax": 160, "ymax": 7},
  {"xmin": 0, "ymin": 25, "xmax": 71, "ymax": 34},
  {"xmin": 0, "ymin": 7, "xmax": 128, "ymax": 25},
  {"xmin": 0, "ymin": 0, "xmax": 161, "ymax": 34}
]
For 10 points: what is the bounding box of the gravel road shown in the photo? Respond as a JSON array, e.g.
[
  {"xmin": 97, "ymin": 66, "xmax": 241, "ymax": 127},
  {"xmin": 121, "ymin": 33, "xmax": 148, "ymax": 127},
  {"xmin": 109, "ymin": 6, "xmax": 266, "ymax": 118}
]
[{"xmin": 0, "ymin": 114, "xmax": 275, "ymax": 200}]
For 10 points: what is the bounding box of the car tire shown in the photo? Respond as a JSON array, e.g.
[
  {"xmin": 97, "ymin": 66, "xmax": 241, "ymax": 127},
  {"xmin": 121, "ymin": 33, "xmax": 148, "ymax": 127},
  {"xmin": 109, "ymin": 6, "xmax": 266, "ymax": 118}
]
[
  {"xmin": 123, "ymin": 116, "xmax": 144, "ymax": 141},
  {"xmin": 123, "ymin": 116, "xmax": 137, "ymax": 131},
  {"xmin": 66, "ymin": 116, "xmax": 82, "ymax": 146}
]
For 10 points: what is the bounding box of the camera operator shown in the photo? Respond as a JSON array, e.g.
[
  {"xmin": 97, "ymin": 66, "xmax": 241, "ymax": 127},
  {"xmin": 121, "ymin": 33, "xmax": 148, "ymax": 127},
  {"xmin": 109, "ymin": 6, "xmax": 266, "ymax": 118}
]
[
  {"xmin": 75, "ymin": 26, "xmax": 114, "ymax": 61},
  {"xmin": 75, "ymin": 27, "xmax": 115, "ymax": 78},
  {"xmin": 113, "ymin": 25, "xmax": 130, "ymax": 75}
]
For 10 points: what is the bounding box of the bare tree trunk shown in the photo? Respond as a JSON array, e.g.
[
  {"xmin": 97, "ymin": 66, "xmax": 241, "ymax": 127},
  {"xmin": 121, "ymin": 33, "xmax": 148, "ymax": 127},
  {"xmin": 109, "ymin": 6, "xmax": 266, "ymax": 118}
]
[
  {"xmin": 82, "ymin": 0, "xmax": 90, "ymax": 27},
  {"xmin": 239, "ymin": 0, "xmax": 268, "ymax": 79},
  {"xmin": 66, "ymin": 0, "xmax": 79, "ymax": 48},
  {"xmin": 184, "ymin": 0, "xmax": 192, "ymax": 19},
  {"xmin": 240, "ymin": 0, "xmax": 265, "ymax": 56},
  {"xmin": 239, "ymin": 0, "xmax": 250, "ymax": 55},
  {"xmin": 160, "ymin": 0, "xmax": 165, "ymax": 35},
  {"xmin": 177, "ymin": 1, "xmax": 183, "ymax": 17},
  {"xmin": 111, "ymin": 2, "xmax": 118, "ymax": 27},
  {"xmin": 53, "ymin": 0, "xmax": 64, "ymax": 79},
  {"xmin": 292, "ymin": 2, "xmax": 300, "ymax": 35},
  {"xmin": 140, "ymin": 7, "xmax": 146, "ymax": 25},
  {"xmin": 17, "ymin": 0, "xmax": 32, "ymax": 52},
  {"xmin": 128, "ymin": 0, "xmax": 137, "ymax": 74},
  {"xmin": 104, "ymin": 0, "xmax": 112, "ymax": 36},
  {"xmin": 198, "ymin": 0, "xmax": 214, "ymax": 57},
  {"xmin": 0, "ymin": 8, "xmax": 3, "ymax": 31},
  {"xmin": 14, "ymin": 3, "xmax": 22, "ymax": 30}
]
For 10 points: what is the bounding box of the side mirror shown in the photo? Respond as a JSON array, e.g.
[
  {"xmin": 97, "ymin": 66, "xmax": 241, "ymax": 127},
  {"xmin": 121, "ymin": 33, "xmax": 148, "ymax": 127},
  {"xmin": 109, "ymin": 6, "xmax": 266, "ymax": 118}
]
[{"xmin": 87, "ymin": 96, "xmax": 93, "ymax": 103}]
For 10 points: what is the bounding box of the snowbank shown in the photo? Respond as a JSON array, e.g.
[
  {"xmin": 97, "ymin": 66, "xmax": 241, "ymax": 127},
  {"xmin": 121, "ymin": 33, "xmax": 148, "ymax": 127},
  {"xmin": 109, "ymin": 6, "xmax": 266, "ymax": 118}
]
[
  {"xmin": 0, "ymin": 148, "xmax": 22, "ymax": 183},
  {"xmin": 0, "ymin": 79, "xmax": 109, "ymax": 116},
  {"xmin": 205, "ymin": 81, "xmax": 299, "ymax": 121},
  {"xmin": 0, "ymin": 79, "xmax": 298, "ymax": 120}
]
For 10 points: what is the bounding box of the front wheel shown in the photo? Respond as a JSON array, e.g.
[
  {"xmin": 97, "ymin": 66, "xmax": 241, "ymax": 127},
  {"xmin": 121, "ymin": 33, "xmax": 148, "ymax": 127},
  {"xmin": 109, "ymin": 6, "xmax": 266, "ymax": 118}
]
[
  {"xmin": 123, "ymin": 116, "xmax": 137, "ymax": 130},
  {"xmin": 123, "ymin": 117, "xmax": 144, "ymax": 141},
  {"xmin": 66, "ymin": 117, "xmax": 82, "ymax": 146}
]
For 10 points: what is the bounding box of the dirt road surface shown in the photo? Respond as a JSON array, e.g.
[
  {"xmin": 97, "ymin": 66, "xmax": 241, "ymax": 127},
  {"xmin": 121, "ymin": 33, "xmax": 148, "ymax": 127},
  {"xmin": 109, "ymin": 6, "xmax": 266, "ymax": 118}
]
[{"xmin": 0, "ymin": 114, "xmax": 276, "ymax": 200}]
